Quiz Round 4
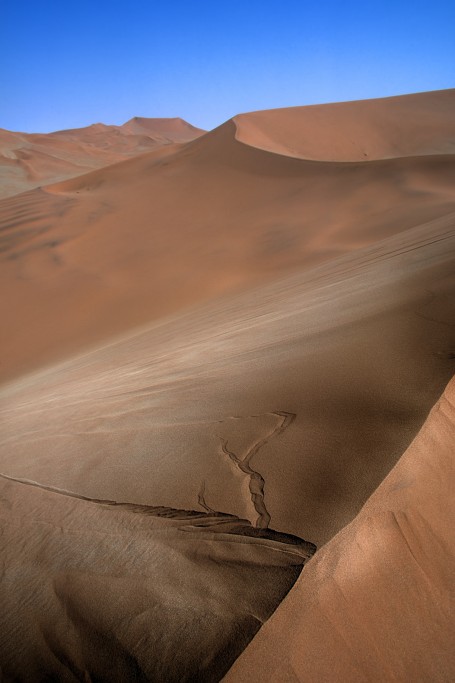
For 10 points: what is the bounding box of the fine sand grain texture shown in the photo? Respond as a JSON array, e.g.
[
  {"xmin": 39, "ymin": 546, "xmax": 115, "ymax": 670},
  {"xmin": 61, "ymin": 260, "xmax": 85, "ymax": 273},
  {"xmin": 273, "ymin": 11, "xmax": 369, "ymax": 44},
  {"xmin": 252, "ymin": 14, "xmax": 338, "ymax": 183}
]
[
  {"xmin": 0, "ymin": 90, "xmax": 454, "ymax": 681},
  {"xmin": 223, "ymin": 376, "xmax": 455, "ymax": 683}
]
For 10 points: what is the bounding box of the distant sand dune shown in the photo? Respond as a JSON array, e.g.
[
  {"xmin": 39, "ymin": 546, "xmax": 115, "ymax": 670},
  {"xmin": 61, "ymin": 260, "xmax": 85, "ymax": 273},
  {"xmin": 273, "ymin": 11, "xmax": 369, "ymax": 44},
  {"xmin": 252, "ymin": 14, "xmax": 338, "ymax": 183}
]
[{"xmin": 0, "ymin": 117, "xmax": 204, "ymax": 198}]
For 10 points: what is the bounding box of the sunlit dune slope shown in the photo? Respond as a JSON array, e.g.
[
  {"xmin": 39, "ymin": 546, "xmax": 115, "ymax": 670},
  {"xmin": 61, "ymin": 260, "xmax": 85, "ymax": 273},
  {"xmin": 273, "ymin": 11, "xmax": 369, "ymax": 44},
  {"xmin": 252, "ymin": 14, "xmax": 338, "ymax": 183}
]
[
  {"xmin": 0, "ymin": 117, "xmax": 204, "ymax": 198},
  {"xmin": 1, "ymin": 89, "xmax": 454, "ymax": 382},
  {"xmin": 235, "ymin": 88, "xmax": 455, "ymax": 160},
  {"xmin": 120, "ymin": 116, "xmax": 204, "ymax": 139},
  {"xmin": 224, "ymin": 375, "xmax": 455, "ymax": 682}
]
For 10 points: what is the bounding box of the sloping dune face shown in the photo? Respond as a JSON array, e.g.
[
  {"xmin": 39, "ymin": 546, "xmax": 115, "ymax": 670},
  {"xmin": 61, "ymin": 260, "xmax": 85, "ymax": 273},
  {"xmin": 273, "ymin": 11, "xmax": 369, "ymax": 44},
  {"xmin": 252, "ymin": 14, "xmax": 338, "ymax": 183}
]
[
  {"xmin": 224, "ymin": 376, "xmax": 455, "ymax": 682},
  {"xmin": 234, "ymin": 89, "xmax": 455, "ymax": 160},
  {"xmin": 0, "ymin": 91, "xmax": 454, "ymax": 680},
  {"xmin": 1, "ymin": 210, "xmax": 453, "ymax": 545},
  {"xmin": 0, "ymin": 474, "xmax": 315, "ymax": 682},
  {"xmin": 1, "ymin": 90, "xmax": 454, "ymax": 382},
  {"xmin": 0, "ymin": 214, "xmax": 453, "ymax": 681},
  {"xmin": 0, "ymin": 117, "xmax": 204, "ymax": 199}
]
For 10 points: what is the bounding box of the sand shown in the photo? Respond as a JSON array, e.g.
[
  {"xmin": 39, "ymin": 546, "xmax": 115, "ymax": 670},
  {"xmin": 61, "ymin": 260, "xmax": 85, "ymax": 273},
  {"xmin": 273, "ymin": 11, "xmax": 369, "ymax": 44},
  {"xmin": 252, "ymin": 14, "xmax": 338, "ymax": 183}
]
[
  {"xmin": 1, "ymin": 91, "xmax": 455, "ymax": 383},
  {"xmin": 0, "ymin": 90, "xmax": 454, "ymax": 680},
  {"xmin": 234, "ymin": 89, "xmax": 455, "ymax": 161},
  {"xmin": 224, "ymin": 375, "xmax": 455, "ymax": 682},
  {"xmin": 0, "ymin": 117, "xmax": 204, "ymax": 199},
  {"xmin": 0, "ymin": 473, "xmax": 315, "ymax": 681}
]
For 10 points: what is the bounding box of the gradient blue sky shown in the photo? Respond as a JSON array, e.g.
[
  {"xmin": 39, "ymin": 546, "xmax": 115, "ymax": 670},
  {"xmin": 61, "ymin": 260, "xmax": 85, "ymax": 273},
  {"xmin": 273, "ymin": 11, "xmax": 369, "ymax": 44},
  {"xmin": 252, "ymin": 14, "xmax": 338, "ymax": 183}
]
[{"xmin": 1, "ymin": 0, "xmax": 454, "ymax": 133}]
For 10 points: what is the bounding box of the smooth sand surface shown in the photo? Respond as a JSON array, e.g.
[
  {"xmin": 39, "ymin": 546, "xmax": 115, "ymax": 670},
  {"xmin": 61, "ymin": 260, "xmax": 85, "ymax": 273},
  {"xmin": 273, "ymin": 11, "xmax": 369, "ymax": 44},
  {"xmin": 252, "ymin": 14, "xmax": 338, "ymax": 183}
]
[
  {"xmin": 235, "ymin": 89, "xmax": 455, "ymax": 161},
  {"xmin": 1, "ymin": 91, "xmax": 454, "ymax": 383},
  {"xmin": 0, "ymin": 117, "xmax": 204, "ymax": 199},
  {"xmin": 0, "ymin": 90, "xmax": 454, "ymax": 680},
  {"xmin": 1, "ymin": 211, "xmax": 454, "ymax": 542},
  {"xmin": 0, "ymin": 209, "xmax": 453, "ymax": 680},
  {"xmin": 224, "ymin": 376, "xmax": 455, "ymax": 682}
]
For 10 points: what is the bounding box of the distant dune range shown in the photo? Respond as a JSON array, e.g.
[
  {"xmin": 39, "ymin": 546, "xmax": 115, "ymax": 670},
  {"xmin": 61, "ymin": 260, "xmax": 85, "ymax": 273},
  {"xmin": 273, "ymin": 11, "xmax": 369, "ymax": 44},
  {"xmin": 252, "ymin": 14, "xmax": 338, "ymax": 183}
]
[
  {"xmin": 0, "ymin": 117, "xmax": 204, "ymax": 199},
  {"xmin": 0, "ymin": 90, "xmax": 454, "ymax": 680}
]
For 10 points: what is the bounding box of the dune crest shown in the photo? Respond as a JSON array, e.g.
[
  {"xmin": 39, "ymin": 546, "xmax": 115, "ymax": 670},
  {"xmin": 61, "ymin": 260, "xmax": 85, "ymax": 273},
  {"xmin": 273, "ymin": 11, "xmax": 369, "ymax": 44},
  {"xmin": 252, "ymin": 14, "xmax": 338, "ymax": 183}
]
[{"xmin": 234, "ymin": 89, "xmax": 455, "ymax": 161}]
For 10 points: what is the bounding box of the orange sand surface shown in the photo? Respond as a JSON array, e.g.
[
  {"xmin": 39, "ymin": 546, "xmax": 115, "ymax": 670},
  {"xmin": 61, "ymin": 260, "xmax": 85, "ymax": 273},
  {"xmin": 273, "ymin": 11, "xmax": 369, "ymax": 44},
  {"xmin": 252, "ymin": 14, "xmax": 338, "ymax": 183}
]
[
  {"xmin": 1, "ymin": 91, "xmax": 454, "ymax": 383},
  {"xmin": 0, "ymin": 90, "xmax": 454, "ymax": 681}
]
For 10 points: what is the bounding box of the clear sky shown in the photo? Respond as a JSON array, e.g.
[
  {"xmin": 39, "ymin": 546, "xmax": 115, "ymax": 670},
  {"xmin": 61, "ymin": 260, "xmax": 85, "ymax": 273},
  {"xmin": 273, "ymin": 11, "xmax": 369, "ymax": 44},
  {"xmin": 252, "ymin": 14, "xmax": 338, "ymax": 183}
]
[{"xmin": 1, "ymin": 0, "xmax": 454, "ymax": 133}]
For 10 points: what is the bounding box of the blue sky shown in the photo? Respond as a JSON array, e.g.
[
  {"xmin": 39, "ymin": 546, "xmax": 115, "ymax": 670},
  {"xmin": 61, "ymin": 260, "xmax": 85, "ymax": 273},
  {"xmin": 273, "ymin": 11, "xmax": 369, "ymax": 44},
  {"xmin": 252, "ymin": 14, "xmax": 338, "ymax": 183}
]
[{"xmin": 1, "ymin": 0, "xmax": 454, "ymax": 132}]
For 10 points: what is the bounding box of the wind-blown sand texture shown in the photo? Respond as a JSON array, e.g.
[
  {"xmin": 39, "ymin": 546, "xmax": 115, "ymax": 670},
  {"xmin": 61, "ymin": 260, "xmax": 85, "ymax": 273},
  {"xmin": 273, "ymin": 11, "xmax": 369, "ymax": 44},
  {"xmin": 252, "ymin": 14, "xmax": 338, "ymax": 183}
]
[{"xmin": 0, "ymin": 90, "xmax": 454, "ymax": 681}]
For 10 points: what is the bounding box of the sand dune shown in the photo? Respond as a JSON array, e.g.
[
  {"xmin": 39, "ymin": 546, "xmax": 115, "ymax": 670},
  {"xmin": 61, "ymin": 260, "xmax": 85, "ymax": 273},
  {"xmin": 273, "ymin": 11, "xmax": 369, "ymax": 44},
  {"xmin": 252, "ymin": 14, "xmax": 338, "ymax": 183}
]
[
  {"xmin": 0, "ymin": 90, "xmax": 454, "ymax": 680},
  {"xmin": 0, "ymin": 204, "xmax": 453, "ymax": 680},
  {"xmin": 224, "ymin": 375, "xmax": 455, "ymax": 682},
  {"xmin": 1, "ymin": 207, "xmax": 453, "ymax": 540},
  {"xmin": 0, "ymin": 117, "xmax": 204, "ymax": 199},
  {"xmin": 235, "ymin": 89, "xmax": 455, "ymax": 160},
  {"xmin": 0, "ymin": 472, "xmax": 315, "ymax": 682},
  {"xmin": 1, "ymin": 90, "xmax": 454, "ymax": 383}
]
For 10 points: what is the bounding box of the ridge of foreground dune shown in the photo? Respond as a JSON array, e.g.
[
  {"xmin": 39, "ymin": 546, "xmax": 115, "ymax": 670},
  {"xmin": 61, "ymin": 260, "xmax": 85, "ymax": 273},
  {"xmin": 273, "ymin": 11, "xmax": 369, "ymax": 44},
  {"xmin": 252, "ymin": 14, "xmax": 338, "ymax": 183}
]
[
  {"xmin": 224, "ymin": 375, "xmax": 455, "ymax": 682},
  {"xmin": 234, "ymin": 88, "xmax": 455, "ymax": 161}
]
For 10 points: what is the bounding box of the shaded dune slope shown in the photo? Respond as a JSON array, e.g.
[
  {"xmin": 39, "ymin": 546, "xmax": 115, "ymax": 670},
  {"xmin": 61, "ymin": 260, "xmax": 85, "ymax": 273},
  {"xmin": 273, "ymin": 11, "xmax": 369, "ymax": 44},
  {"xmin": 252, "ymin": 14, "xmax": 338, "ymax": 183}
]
[
  {"xmin": 1, "ymin": 212, "xmax": 453, "ymax": 680},
  {"xmin": 0, "ymin": 472, "xmax": 314, "ymax": 682},
  {"xmin": 1, "ymin": 210, "xmax": 453, "ymax": 546},
  {"xmin": 1, "ymin": 90, "xmax": 454, "ymax": 382},
  {"xmin": 224, "ymin": 376, "xmax": 455, "ymax": 682}
]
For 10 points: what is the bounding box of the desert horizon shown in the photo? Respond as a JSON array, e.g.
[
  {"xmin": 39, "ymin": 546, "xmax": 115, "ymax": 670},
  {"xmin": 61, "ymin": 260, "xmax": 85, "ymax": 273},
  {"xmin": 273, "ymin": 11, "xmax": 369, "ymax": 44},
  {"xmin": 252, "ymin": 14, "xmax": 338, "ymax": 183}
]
[{"xmin": 1, "ymin": 42, "xmax": 454, "ymax": 679}]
